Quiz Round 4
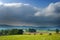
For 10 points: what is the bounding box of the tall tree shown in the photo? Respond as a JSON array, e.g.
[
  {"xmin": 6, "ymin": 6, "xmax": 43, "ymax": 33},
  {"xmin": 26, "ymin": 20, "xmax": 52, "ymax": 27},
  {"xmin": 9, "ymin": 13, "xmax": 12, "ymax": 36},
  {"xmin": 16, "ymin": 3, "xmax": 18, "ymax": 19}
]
[{"xmin": 56, "ymin": 29, "xmax": 59, "ymax": 34}]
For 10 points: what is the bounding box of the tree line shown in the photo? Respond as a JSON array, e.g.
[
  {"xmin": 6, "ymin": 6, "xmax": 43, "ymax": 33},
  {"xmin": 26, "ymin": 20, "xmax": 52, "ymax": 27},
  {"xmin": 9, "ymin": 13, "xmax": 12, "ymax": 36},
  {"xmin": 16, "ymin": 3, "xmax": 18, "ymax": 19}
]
[{"xmin": 0, "ymin": 29, "xmax": 60, "ymax": 36}]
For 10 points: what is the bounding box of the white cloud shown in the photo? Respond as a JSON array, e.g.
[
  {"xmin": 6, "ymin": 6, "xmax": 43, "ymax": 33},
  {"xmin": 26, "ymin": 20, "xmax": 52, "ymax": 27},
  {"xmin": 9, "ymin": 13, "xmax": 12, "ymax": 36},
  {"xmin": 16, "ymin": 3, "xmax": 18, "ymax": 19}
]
[{"xmin": 35, "ymin": 2, "xmax": 60, "ymax": 17}]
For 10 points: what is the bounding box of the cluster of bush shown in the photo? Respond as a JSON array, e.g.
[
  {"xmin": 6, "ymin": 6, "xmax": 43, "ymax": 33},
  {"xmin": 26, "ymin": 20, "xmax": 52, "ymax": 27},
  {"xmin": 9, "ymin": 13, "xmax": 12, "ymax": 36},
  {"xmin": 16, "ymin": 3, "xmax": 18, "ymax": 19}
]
[{"xmin": 0, "ymin": 29, "xmax": 24, "ymax": 35}]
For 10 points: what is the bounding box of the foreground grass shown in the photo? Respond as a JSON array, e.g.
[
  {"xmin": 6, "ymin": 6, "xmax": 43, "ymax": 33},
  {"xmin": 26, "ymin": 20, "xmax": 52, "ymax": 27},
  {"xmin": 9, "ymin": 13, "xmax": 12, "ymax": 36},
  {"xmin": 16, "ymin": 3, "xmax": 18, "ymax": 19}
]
[{"xmin": 0, "ymin": 34, "xmax": 60, "ymax": 40}]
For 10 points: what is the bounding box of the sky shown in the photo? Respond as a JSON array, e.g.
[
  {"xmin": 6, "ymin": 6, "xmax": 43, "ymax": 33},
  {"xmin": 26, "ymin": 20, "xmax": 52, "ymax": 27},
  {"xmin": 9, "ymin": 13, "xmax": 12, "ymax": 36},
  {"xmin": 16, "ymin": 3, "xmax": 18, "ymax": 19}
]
[
  {"xmin": 0, "ymin": 0, "xmax": 60, "ymax": 8},
  {"xmin": 0, "ymin": 0, "xmax": 60, "ymax": 26}
]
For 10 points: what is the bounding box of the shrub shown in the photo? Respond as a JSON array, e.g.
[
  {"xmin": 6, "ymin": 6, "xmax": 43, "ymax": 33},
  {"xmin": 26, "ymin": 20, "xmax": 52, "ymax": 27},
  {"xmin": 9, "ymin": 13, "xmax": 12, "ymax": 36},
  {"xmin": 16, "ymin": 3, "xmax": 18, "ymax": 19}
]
[
  {"xmin": 49, "ymin": 33, "xmax": 52, "ymax": 35},
  {"xmin": 40, "ymin": 33, "xmax": 43, "ymax": 35}
]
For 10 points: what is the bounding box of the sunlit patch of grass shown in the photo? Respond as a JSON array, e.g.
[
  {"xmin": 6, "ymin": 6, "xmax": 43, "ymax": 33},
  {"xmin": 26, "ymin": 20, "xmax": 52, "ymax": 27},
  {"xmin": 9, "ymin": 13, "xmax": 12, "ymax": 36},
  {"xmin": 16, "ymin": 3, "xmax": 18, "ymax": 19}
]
[{"xmin": 0, "ymin": 33, "xmax": 60, "ymax": 40}]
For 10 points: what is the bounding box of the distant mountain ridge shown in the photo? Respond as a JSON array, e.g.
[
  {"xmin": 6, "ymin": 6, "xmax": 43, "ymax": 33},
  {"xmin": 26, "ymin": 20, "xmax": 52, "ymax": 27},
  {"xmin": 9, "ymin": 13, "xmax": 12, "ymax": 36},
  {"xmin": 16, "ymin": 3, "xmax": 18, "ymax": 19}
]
[{"xmin": 0, "ymin": 24, "xmax": 60, "ymax": 30}]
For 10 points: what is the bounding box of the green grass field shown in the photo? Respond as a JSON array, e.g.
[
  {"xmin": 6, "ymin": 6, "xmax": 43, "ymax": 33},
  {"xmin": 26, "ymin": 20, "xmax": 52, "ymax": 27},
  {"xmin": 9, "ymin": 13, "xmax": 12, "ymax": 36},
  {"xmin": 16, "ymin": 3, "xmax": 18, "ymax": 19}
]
[{"xmin": 0, "ymin": 33, "xmax": 60, "ymax": 40}]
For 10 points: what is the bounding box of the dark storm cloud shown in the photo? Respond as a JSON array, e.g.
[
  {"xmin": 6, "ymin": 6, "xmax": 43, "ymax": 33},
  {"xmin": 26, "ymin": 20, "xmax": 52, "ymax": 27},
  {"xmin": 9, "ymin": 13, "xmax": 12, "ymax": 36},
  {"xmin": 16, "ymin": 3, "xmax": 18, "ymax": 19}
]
[{"xmin": 0, "ymin": 2, "xmax": 60, "ymax": 26}]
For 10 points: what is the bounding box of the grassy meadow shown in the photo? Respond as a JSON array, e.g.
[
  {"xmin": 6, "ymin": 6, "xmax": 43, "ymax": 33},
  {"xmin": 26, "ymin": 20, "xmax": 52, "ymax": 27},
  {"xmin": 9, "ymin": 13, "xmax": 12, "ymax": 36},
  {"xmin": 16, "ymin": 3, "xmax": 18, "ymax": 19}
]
[{"xmin": 0, "ymin": 33, "xmax": 60, "ymax": 40}]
